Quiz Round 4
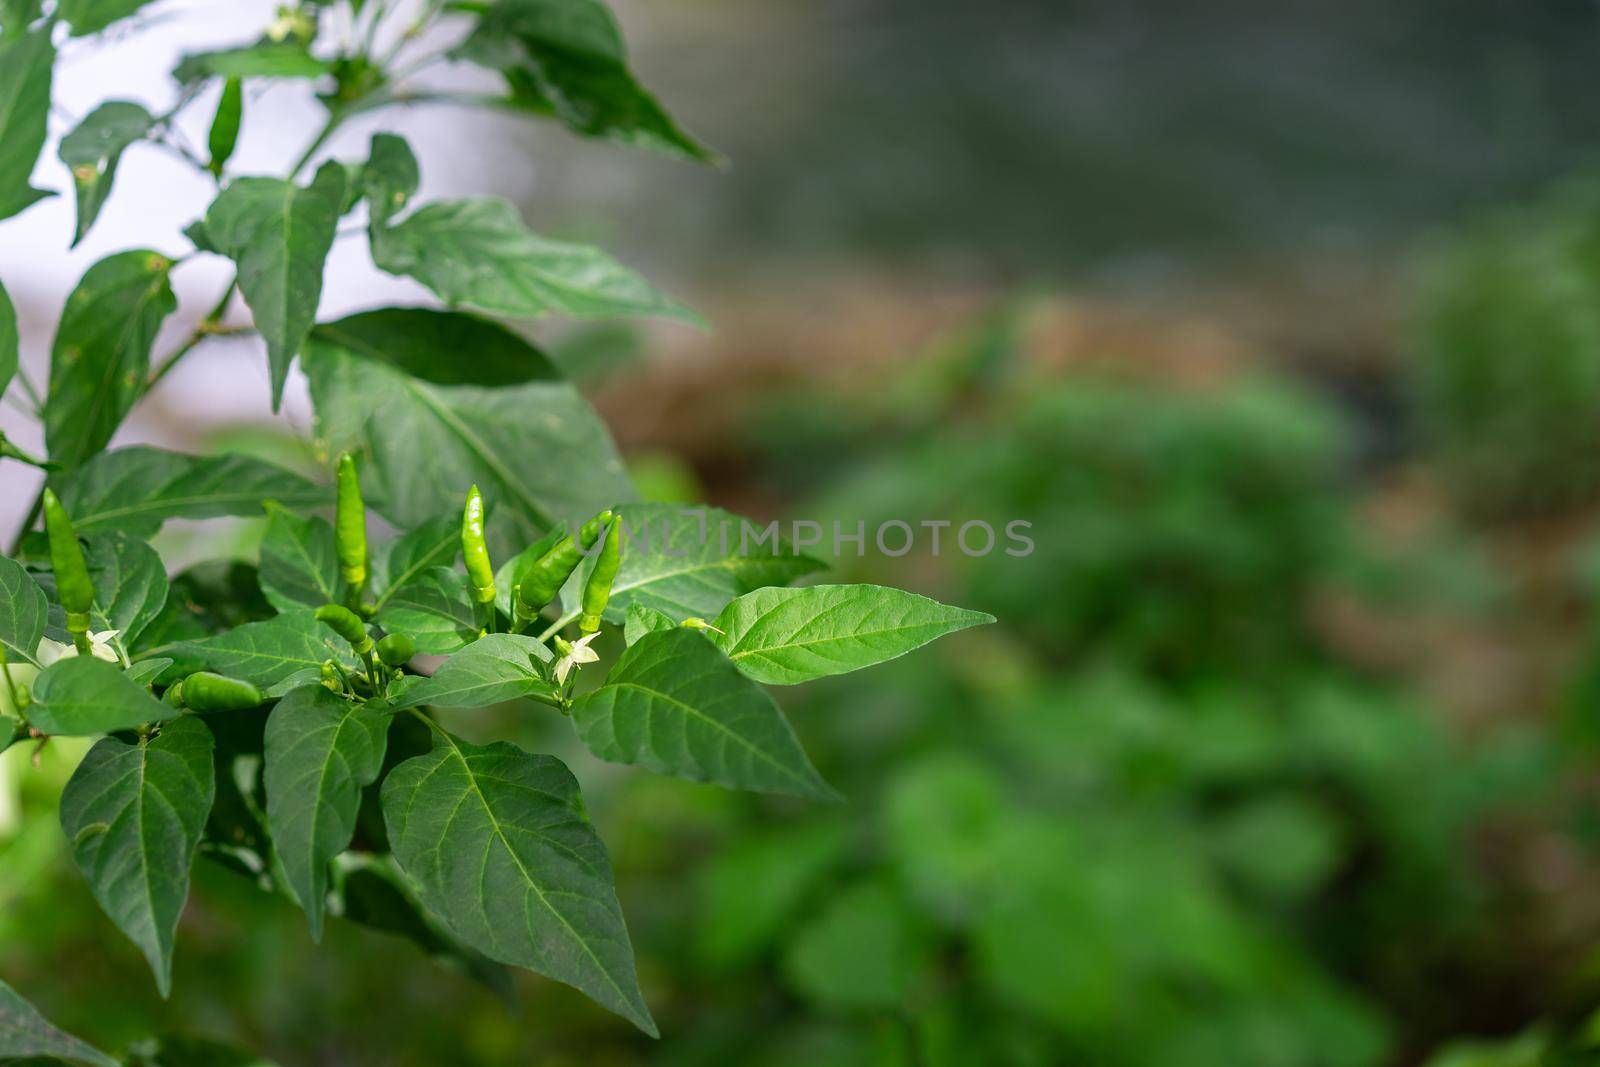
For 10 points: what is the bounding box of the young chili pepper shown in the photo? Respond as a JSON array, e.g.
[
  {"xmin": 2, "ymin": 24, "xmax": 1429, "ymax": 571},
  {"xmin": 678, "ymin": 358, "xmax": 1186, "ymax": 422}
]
[
  {"xmin": 167, "ymin": 672, "xmax": 263, "ymax": 712},
  {"xmin": 335, "ymin": 452, "xmax": 368, "ymax": 609},
  {"xmin": 579, "ymin": 517, "xmax": 622, "ymax": 635},
  {"xmin": 376, "ymin": 633, "xmax": 414, "ymax": 668},
  {"xmin": 515, "ymin": 510, "xmax": 612, "ymax": 625},
  {"xmin": 42, "ymin": 489, "xmax": 94, "ymax": 655},
  {"xmin": 461, "ymin": 486, "xmax": 496, "ymax": 605}
]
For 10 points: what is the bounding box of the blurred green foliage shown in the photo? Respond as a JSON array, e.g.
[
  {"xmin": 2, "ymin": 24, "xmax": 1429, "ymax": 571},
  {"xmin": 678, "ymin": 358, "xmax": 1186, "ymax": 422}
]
[{"xmin": 1414, "ymin": 180, "xmax": 1600, "ymax": 516}]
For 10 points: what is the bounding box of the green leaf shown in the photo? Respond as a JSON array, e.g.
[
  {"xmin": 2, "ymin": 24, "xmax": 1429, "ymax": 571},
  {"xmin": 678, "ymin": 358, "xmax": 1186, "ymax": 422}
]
[
  {"xmin": 204, "ymin": 161, "xmax": 347, "ymax": 409},
  {"xmin": 206, "ymin": 77, "xmax": 243, "ymax": 177},
  {"xmin": 394, "ymin": 633, "xmax": 553, "ymax": 709},
  {"xmin": 710, "ymin": 584, "xmax": 994, "ymax": 685},
  {"xmin": 455, "ymin": 0, "xmax": 713, "ymax": 163},
  {"xmin": 264, "ymin": 685, "xmax": 390, "ymax": 939},
  {"xmin": 29, "ymin": 656, "xmax": 177, "ymax": 735},
  {"xmin": 58, "ymin": 101, "xmax": 154, "ymax": 245},
  {"xmin": 0, "ymin": 276, "xmax": 16, "ymax": 395},
  {"xmin": 0, "ymin": 978, "xmax": 118, "ymax": 1066},
  {"xmin": 168, "ymin": 610, "xmax": 359, "ymax": 697},
  {"xmin": 174, "ymin": 43, "xmax": 332, "ymax": 82},
  {"xmin": 0, "ymin": 25, "xmax": 54, "ymax": 222},
  {"xmin": 381, "ymin": 731, "xmax": 656, "ymax": 1034},
  {"xmin": 53, "ymin": 446, "xmax": 329, "ymax": 537},
  {"xmin": 563, "ymin": 503, "xmax": 824, "ymax": 624},
  {"xmin": 373, "ymin": 566, "xmax": 479, "ymax": 655},
  {"xmin": 623, "ymin": 602, "xmax": 674, "ymax": 645},
  {"xmin": 0, "ymin": 553, "xmax": 46, "ymax": 665},
  {"xmin": 356, "ymin": 132, "xmax": 418, "ymax": 227},
  {"xmin": 59, "ymin": 715, "xmax": 214, "ymax": 997},
  {"xmin": 65, "ymin": 530, "xmax": 170, "ymax": 647},
  {"xmin": 124, "ymin": 656, "xmax": 171, "ymax": 687},
  {"xmin": 303, "ymin": 340, "xmax": 632, "ymax": 556},
  {"xmin": 371, "ymin": 512, "xmax": 458, "ymax": 610},
  {"xmin": 257, "ymin": 506, "xmax": 339, "ymax": 613},
  {"xmin": 44, "ymin": 250, "xmax": 177, "ymax": 468},
  {"xmin": 59, "ymin": 0, "xmax": 158, "ymax": 35},
  {"xmin": 570, "ymin": 628, "xmax": 835, "ymax": 800},
  {"xmin": 311, "ymin": 307, "xmax": 559, "ymax": 387},
  {"xmin": 371, "ymin": 197, "xmax": 701, "ymax": 326}
]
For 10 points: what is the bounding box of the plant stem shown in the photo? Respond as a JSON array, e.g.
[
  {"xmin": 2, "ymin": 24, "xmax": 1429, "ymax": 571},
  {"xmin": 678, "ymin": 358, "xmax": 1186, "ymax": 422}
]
[{"xmin": 537, "ymin": 611, "xmax": 579, "ymax": 644}]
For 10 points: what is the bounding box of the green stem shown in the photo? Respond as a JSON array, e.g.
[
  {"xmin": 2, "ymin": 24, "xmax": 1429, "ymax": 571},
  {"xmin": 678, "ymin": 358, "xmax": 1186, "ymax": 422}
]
[
  {"xmin": 9, "ymin": 493, "xmax": 43, "ymax": 557},
  {"xmin": 289, "ymin": 108, "xmax": 347, "ymax": 179},
  {"xmin": 146, "ymin": 277, "xmax": 239, "ymax": 390},
  {"xmin": 536, "ymin": 611, "xmax": 579, "ymax": 644},
  {"xmin": 12, "ymin": 364, "xmax": 42, "ymax": 410},
  {"xmin": 0, "ymin": 661, "xmax": 23, "ymax": 722}
]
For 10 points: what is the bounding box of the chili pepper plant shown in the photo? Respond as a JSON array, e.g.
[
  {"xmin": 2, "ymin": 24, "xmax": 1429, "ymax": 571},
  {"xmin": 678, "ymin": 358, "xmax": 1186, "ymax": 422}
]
[{"xmin": 0, "ymin": 1, "xmax": 993, "ymax": 1059}]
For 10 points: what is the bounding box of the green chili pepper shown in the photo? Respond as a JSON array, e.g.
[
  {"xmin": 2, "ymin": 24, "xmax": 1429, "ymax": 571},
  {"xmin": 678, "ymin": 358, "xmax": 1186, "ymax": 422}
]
[
  {"xmin": 164, "ymin": 679, "xmax": 186, "ymax": 708},
  {"xmin": 376, "ymin": 633, "xmax": 414, "ymax": 668},
  {"xmin": 43, "ymin": 489, "xmax": 94, "ymax": 655},
  {"xmin": 515, "ymin": 510, "xmax": 612, "ymax": 624},
  {"xmin": 175, "ymin": 672, "xmax": 263, "ymax": 712},
  {"xmin": 579, "ymin": 517, "xmax": 621, "ymax": 634},
  {"xmin": 315, "ymin": 604, "xmax": 374, "ymax": 654},
  {"xmin": 335, "ymin": 452, "xmax": 368, "ymax": 605},
  {"xmin": 462, "ymin": 485, "xmax": 496, "ymax": 605}
]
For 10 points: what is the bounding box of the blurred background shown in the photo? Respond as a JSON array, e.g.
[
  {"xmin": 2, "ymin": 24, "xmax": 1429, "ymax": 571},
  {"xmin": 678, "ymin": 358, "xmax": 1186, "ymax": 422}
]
[{"xmin": 11, "ymin": 0, "xmax": 1600, "ymax": 1064}]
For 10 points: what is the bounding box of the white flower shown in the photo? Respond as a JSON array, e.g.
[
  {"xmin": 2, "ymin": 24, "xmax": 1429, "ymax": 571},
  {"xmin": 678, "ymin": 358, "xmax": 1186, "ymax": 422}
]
[
  {"xmin": 36, "ymin": 631, "xmax": 122, "ymax": 667},
  {"xmin": 554, "ymin": 632, "xmax": 601, "ymax": 686}
]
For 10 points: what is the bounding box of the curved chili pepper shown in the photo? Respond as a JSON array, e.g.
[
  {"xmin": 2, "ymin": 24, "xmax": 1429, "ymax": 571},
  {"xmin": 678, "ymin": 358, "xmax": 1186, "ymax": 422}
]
[
  {"xmin": 335, "ymin": 452, "xmax": 368, "ymax": 604},
  {"xmin": 315, "ymin": 604, "xmax": 374, "ymax": 654},
  {"xmin": 515, "ymin": 510, "xmax": 612, "ymax": 624},
  {"xmin": 42, "ymin": 489, "xmax": 94, "ymax": 655},
  {"xmin": 579, "ymin": 517, "xmax": 621, "ymax": 634},
  {"xmin": 461, "ymin": 485, "xmax": 495, "ymax": 605}
]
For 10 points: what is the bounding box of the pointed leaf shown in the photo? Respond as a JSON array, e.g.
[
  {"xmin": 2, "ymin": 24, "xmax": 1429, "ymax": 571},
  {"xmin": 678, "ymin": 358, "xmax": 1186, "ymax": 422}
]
[
  {"xmin": 357, "ymin": 132, "xmax": 418, "ymax": 227},
  {"xmin": 0, "ymin": 979, "xmax": 118, "ymax": 1066},
  {"xmin": 204, "ymin": 161, "xmax": 347, "ymax": 409},
  {"xmin": 264, "ymin": 685, "xmax": 390, "ymax": 939},
  {"xmin": 371, "ymin": 196, "xmax": 701, "ymax": 326},
  {"xmin": 623, "ymin": 602, "xmax": 674, "ymax": 645},
  {"xmin": 382, "ymin": 732, "xmax": 656, "ymax": 1034},
  {"xmin": 373, "ymin": 565, "xmax": 478, "ymax": 654},
  {"xmin": 564, "ymin": 503, "xmax": 823, "ymax": 624},
  {"xmin": 395, "ymin": 633, "xmax": 553, "ymax": 709},
  {"xmin": 45, "ymin": 250, "xmax": 177, "ymax": 468},
  {"xmin": 570, "ymin": 628, "xmax": 835, "ymax": 800},
  {"xmin": 59, "ymin": 715, "xmax": 214, "ymax": 996},
  {"xmin": 0, "ymin": 554, "xmax": 46, "ymax": 665},
  {"xmin": 0, "ymin": 276, "xmax": 16, "ymax": 395},
  {"xmin": 0, "ymin": 25, "xmax": 53, "ymax": 222},
  {"xmin": 59, "ymin": 0, "xmax": 159, "ymax": 35},
  {"xmin": 370, "ymin": 512, "xmax": 458, "ymax": 610},
  {"xmin": 455, "ymin": 0, "xmax": 713, "ymax": 162},
  {"xmin": 257, "ymin": 506, "xmax": 339, "ymax": 613},
  {"xmin": 168, "ymin": 610, "xmax": 360, "ymax": 697},
  {"xmin": 711, "ymin": 584, "xmax": 994, "ymax": 685},
  {"xmin": 29, "ymin": 655, "xmax": 178, "ymax": 735},
  {"xmin": 175, "ymin": 43, "xmax": 332, "ymax": 82},
  {"xmin": 59, "ymin": 101, "xmax": 154, "ymax": 244},
  {"xmin": 53, "ymin": 446, "xmax": 329, "ymax": 537},
  {"xmin": 311, "ymin": 307, "xmax": 559, "ymax": 387},
  {"xmin": 304, "ymin": 340, "xmax": 632, "ymax": 556}
]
